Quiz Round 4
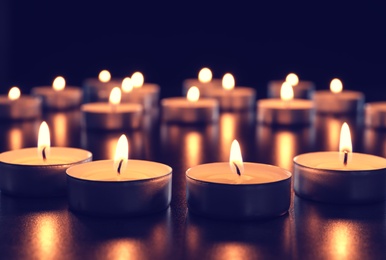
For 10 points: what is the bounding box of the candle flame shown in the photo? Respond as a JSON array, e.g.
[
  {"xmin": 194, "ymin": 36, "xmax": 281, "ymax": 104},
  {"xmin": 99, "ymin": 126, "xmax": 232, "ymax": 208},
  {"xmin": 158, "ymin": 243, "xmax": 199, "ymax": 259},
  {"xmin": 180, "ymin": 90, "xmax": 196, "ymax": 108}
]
[
  {"xmin": 187, "ymin": 86, "xmax": 200, "ymax": 102},
  {"xmin": 198, "ymin": 68, "xmax": 212, "ymax": 83},
  {"xmin": 37, "ymin": 121, "xmax": 50, "ymax": 160},
  {"xmin": 52, "ymin": 76, "xmax": 66, "ymax": 91},
  {"xmin": 121, "ymin": 77, "xmax": 134, "ymax": 93},
  {"xmin": 229, "ymin": 139, "xmax": 244, "ymax": 176},
  {"xmin": 113, "ymin": 134, "xmax": 129, "ymax": 174},
  {"xmin": 339, "ymin": 122, "xmax": 352, "ymax": 165},
  {"xmin": 109, "ymin": 87, "xmax": 122, "ymax": 105},
  {"xmin": 280, "ymin": 82, "xmax": 294, "ymax": 101},
  {"xmin": 330, "ymin": 78, "xmax": 343, "ymax": 93},
  {"xmin": 285, "ymin": 73, "xmax": 299, "ymax": 86},
  {"xmin": 222, "ymin": 73, "xmax": 235, "ymax": 90},
  {"xmin": 132, "ymin": 71, "xmax": 144, "ymax": 88},
  {"xmin": 8, "ymin": 86, "xmax": 21, "ymax": 100},
  {"xmin": 99, "ymin": 70, "xmax": 111, "ymax": 83}
]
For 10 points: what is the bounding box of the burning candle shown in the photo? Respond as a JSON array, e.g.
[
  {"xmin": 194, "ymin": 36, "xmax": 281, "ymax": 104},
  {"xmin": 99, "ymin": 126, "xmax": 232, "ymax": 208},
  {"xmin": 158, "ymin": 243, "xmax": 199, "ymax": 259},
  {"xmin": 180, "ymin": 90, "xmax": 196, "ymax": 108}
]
[
  {"xmin": 130, "ymin": 71, "xmax": 160, "ymax": 107},
  {"xmin": 268, "ymin": 73, "xmax": 315, "ymax": 99},
  {"xmin": 0, "ymin": 121, "xmax": 92, "ymax": 197},
  {"xmin": 186, "ymin": 140, "xmax": 291, "ymax": 220},
  {"xmin": 66, "ymin": 134, "xmax": 172, "ymax": 216},
  {"xmin": 312, "ymin": 78, "xmax": 365, "ymax": 114},
  {"xmin": 257, "ymin": 82, "xmax": 315, "ymax": 125},
  {"xmin": 205, "ymin": 73, "xmax": 256, "ymax": 111},
  {"xmin": 82, "ymin": 70, "xmax": 123, "ymax": 103},
  {"xmin": 161, "ymin": 86, "xmax": 219, "ymax": 124},
  {"xmin": 0, "ymin": 86, "xmax": 42, "ymax": 120},
  {"xmin": 31, "ymin": 76, "xmax": 82, "ymax": 110},
  {"xmin": 182, "ymin": 67, "xmax": 222, "ymax": 96},
  {"xmin": 294, "ymin": 122, "xmax": 386, "ymax": 204},
  {"xmin": 81, "ymin": 87, "xmax": 143, "ymax": 130}
]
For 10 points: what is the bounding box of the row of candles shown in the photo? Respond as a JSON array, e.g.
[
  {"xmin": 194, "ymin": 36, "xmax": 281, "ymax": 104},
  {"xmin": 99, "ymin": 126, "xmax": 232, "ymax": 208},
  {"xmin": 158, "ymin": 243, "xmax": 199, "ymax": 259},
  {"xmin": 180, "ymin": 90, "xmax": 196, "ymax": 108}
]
[{"xmin": 0, "ymin": 68, "xmax": 385, "ymax": 220}]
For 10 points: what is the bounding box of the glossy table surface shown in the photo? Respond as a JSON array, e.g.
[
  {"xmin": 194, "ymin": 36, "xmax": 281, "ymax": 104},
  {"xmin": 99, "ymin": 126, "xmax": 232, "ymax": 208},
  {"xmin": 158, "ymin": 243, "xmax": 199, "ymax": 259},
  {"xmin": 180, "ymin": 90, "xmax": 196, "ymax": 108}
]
[{"xmin": 0, "ymin": 108, "xmax": 385, "ymax": 260}]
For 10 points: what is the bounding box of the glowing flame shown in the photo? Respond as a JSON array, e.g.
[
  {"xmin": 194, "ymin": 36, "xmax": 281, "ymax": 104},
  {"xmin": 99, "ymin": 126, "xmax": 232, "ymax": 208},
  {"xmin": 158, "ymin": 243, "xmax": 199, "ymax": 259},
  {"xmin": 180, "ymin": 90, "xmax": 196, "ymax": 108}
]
[
  {"xmin": 37, "ymin": 121, "xmax": 50, "ymax": 160},
  {"xmin": 52, "ymin": 76, "xmax": 65, "ymax": 91},
  {"xmin": 285, "ymin": 73, "xmax": 299, "ymax": 86},
  {"xmin": 280, "ymin": 82, "xmax": 294, "ymax": 101},
  {"xmin": 187, "ymin": 86, "xmax": 200, "ymax": 102},
  {"xmin": 339, "ymin": 122, "xmax": 352, "ymax": 153},
  {"xmin": 222, "ymin": 73, "xmax": 235, "ymax": 90},
  {"xmin": 198, "ymin": 68, "xmax": 212, "ymax": 83},
  {"xmin": 121, "ymin": 77, "xmax": 134, "ymax": 93},
  {"xmin": 330, "ymin": 78, "xmax": 343, "ymax": 93},
  {"xmin": 229, "ymin": 139, "xmax": 244, "ymax": 175},
  {"xmin": 113, "ymin": 134, "xmax": 129, "ymax": 174},
  {"xmin": 99, "ymin": 70, "xmax": 111, "ymax": 83},
  {"xmin": 132, "ymin": 72, "xmax": 144, "ymax": 88},
  {"xmin": 8, "ymin": 86, "xmax": 21, "ymax": 100},
  {"xmin": 109, "ymin": 87, "xmax": 122, "ymax": 105}
]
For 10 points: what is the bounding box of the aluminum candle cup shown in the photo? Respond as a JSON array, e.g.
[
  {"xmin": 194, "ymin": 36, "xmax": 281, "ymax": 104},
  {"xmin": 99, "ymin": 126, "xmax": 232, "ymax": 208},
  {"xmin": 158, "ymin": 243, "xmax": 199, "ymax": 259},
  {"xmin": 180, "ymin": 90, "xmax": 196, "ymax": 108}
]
[
  {"xmin": 312, "ymin": 90, "xmax": 365, "ymax": 114},
  {"xmin": 257, "ymin": 99, "xmax": 314, "ymax": 125},
  {"xmin": 82, "ymin": 78, "xmax": 122, "ymax": 103},
  {"xmin": 161, "ymin": 97, "xmax": 219, "ymax": 124},
  {"xmin": 186, "ymin": 163, "xmax": 292, "ymax": 220},
  {"xmin": 121, "ymin": 91, "xmax": 153, "ymax": 111},
  {"xmin": 66, "ymin": 160, "xmax": 172, "ymax": 217},
  {"xmin": 31, "ymin": 86, "xmax": 82, "ymax": 110},
  {"xmin": 182, "ymin": 79, "xmax": 222, "ymax": 96},
  {"xmin": 294, "ymin": 152, "xmax": 386, "ymax": 204},
  {"xmin": 365, "ymin": 102, "xmax": 386, "ymax": 128},
  {"xmin": 206, "ymin": 87, "xmax": 256, "ymax": 111},
  {"xmin": 0, "ymin": 147, "xmax": 92, "ymax": 197},
  {"xmin": 132, "ymin": 83, "xmax": 160, "ymax": 107},
  {"xmin": 0, "ymin": 96, "xmax": 41, "ymax": 120},
  {"xmin": 268, "ymin": 80, "xmax": 315, "ymax": 99},
  {"xmin": 81, "ymin": 103, "xmax": 143, "ymax": 130}
]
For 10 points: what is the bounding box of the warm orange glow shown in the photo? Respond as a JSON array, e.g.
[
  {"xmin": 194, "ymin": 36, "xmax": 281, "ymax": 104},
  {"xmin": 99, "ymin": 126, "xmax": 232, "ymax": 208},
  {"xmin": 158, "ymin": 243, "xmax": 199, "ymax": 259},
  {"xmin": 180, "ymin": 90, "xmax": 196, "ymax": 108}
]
[
  {"xmin": 99, "ymin": 70, "xmax": 111, "ymax": 83},
  {"xmin": 280, "ymin": 82, "xmax": 294, "ymax": 101},
  {"xmin": 222, "ymin": 73, "xmax": 235, "ymax": 90},
  {"xmin": 113, "ymin": 134, "xmax": 129, "ymax": 173},
  {"xmin": 109, "ymin": 87, "xmax": 122, "ymax": 105},
  {"xmin": 52, "ymin": 76, "xmax": 65, "ymax": 91},
  {"xmin": 121, "ymin": 77, "xmax": 133, "ymax": 93},
  {"xmin": 330, "ymin": 78, "xmax": 343, "ymax": 93},
  {"xmin": 229, "ymin": 139, "xmax": 244, "ymax": 175},
  {"xmin": 198, "ymin": 67, "xmax": 212, "ymax": 83},
  {"xmin": 339, "ymin": 122, "xmax": 352, "ymax": 153},
  {"xmin": 8, "ymin": 86, "xmax": 21, "ymax": 100},
  {"xmin": 187, "ymin": 86, "xmax": 200, "ymax": 102},
  {"xmin": 132, "ymin": 71, "xmax": 144, "ymax": 88},
  {"xmin": 285, "ymin": 73, "xmax": 299, "ymax": 86},
  {"xmin": 38, "ymin": 121, "xmax": 50, "ymax": 159}
]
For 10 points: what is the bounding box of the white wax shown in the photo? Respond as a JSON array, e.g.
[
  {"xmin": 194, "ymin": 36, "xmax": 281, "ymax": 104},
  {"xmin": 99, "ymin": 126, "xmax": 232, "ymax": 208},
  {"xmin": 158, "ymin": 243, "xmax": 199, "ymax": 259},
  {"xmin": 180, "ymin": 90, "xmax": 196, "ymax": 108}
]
[
  {"xmin": 258, "ymin": 99, "xmax": 314, "ymax": 110},
  {"xmin": 81, "ymin": 102, "xmax": 142, "ymax": 113},
  {"xmin": 187, "ymin": 162, "xmax": 291, "ymax": 185},
  {"xmin": 162, "ymin": 97, "xmax": 217, "ymax": 108},
  {"xmin": 182, "ymin": 79, "xmax": 222, "ymax": 95},
  {"xmin": 313, "ymin": 90, "xmax": 363, "ymax": 101},
  {"xmin": 206, "ymin": 87, "xmax": 255, "ymax": 98},
  {"xmin": 268, "ymin": 80, "xmax": 315, "ymax": 99}
]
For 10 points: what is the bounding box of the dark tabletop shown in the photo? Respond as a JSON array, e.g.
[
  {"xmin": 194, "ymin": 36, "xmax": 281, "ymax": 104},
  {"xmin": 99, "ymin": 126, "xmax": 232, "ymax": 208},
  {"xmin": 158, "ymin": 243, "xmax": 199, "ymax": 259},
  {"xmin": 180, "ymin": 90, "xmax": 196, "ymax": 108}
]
[{"xmin": 0, "ymin": 108, "xmax": 385, "ymax": 260}]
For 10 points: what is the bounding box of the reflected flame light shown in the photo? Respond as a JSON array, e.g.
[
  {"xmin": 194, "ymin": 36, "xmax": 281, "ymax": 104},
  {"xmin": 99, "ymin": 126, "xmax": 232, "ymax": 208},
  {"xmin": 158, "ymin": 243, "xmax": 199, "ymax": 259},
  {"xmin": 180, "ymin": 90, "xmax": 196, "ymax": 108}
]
[
  {"xmin": 229, "ymin": 139, "xmax": 244, "ymax": 175},
  {"xmin": 99, "ymin": 70, "xmax": 111, "ymax": 83},
  {"xmin": 198, "ymin": 67, "xmax": 212, "ymax": 83},
  {"xmin": 52, "ymin": 113, "xmax": 67, "ymax": 147},
  {"xmin": 113, "ymin": 134, "xmax": 128, "ymax": 174},
  {"xmin": 52, "ymin": 76, "xmax": 66, "ymax": 91},
  {"xmin": 274, "ymin": 131, "xmax": 296, "ymax": 170},
  {"xmin": 109, "ymin": 87, "xmax": 122, "ymax": 105},
  {"xmin": 34, "ymin": 214, "xmax": 58, "ymax": 259},
  {"xmin": 132, "ymin": 71, "xmax": 144, "ymax": 88},
  {"xmin": 339, "ymin": 122, "xmax": 352, "ymax": 153},
  {"xmin": 280, "ymin": 82, "xmax": 294, "ymax": 101},
  {"xmin": 38, "ymin": 121, "xmax": 50, "ymax": 160},
  {"xmin": 185, "ymin": 131, "xmax": 202, "ymax": 167},
  {"xmin": 187, "ymin": 86, "xmax": 200, "ymax": 102},
  {"xmin": 9, "ymin": 128, "xmax": 23, "ymax": 150},
  {"xmin": 222, "ymin": 73, "xmax": 235, "ymax": 90},
  {"xmin": 121, "ymin": 77, "xmax": 134, "ymax": 93},
  {"xmin": 8, "ymin": 86, "xmax": 21, "ymax": 100},
  {"xmin": 285, "ymin": 73, "xmax": 299, "ymax": 86},
  {"xmin": 330, "ymin": 78, "xmax": 343, "ymax": 93}
]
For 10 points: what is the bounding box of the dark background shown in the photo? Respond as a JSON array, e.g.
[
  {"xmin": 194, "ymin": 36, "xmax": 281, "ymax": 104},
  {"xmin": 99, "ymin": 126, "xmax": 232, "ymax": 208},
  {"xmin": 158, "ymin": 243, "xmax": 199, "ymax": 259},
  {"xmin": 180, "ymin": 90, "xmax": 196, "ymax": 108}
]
[{"xmin": 1, "ymin": 1, "xmax": 386, "ymax": 100}]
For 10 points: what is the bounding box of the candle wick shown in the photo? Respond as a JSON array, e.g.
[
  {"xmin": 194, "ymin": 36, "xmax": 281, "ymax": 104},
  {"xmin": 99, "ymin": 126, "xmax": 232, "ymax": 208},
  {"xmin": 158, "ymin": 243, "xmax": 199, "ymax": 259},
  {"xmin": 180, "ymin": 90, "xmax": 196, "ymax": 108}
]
[
  {"xmin": 343, "ymin": 151, "xmax": 348, "ymax": 166},
  {"xmin": 233, "ymin": 162, "xmax": 241, "ymax": 176},
  {"xmin": 42, "ymin": 147, "xmax": 47, "ymax": 161},
  {"xmin": 117, "ymin": 159, "xmax": 123, "ymax": 175}
]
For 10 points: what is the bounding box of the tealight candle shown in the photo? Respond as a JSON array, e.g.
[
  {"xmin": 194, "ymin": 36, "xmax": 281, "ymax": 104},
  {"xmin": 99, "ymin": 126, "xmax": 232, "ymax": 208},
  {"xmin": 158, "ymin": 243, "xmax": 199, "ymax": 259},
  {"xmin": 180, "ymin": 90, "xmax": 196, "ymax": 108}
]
[
  {"xmin": 364, "ymin": 102, "xmax": 386, "ymax": 128},
  {"xmin": 82, "ymin": 70, "xmax": 123, "ymax": 103},
  {"xmin": 186, "ymin": 140, "xmax": 291, "ymax": 220},
  {"xmin": 0, "ymin": 87, "xmax": 42, "ymax": 120},
  {"xmin": 0, "ymin": 121, "xmax": 92, "ymax": 197},
  {"xmin": 182, "ymin": 67, "xmax": 222, "ymax": 96},
  {"xmin": 120, "ymin": 77, "xmax": 153, "ymax": 111},
  {"xmin": 81, "ymin": 87, "xmax": 143, "ymax": 130},
  {"xmin": 66, "ymin": 134, "xmax": 172, "ymax": 216},
  {"xmin": 205, "ymin": 73, "xmax": 256, "ymax": 111},
  {"xmin": 312, "ymin": 78, "xmax": 365, "ymax": 114},
  {"xmin": 161, "ymin": 86, "xmax": 219, "ymax": 124},
  {"xmin": 31, "ymin": 76, "xmax": 82, "ymax": 110},
  {"xmin": 294, "ymin": 122, "xmax": 386, "ymax": 204},
  {"xmin": 257, "ymin": 82, "xmax": 315, "ymax": 125},
  {"xmin": 268, "ymin": 73, "xmax": 315, "ymax": 99},
  {"xmin": 130, "ymin": 71, "xmax": 160, "ymax": 107}
]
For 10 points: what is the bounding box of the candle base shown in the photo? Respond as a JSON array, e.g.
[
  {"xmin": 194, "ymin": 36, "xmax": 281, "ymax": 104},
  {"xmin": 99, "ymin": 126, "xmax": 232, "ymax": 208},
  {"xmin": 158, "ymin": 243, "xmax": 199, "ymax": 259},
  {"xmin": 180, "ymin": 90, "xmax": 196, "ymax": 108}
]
[
  {"xmin": 31, "ymin": 86, "xmax": 82, "ymax": 110},
  {"xmin": 365, "ymin": 102, "xmax": 386, "ymax": 128},
  {"xmin": 268, "ymin": 80, "xmax": 315, "ymax": 99}
]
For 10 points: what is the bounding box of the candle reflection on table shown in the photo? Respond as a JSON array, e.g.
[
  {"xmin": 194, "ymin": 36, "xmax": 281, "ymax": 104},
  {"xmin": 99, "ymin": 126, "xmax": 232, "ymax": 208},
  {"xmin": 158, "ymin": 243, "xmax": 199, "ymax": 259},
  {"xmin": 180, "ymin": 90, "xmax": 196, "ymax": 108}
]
[{"xmin": 0, "ymin": 121, "xmax": 39, "ymax": 150}]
